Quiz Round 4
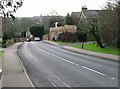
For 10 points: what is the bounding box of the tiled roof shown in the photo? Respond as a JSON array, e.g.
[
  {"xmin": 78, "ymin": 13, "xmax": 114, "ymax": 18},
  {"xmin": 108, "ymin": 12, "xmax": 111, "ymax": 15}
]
[
  {"xmin": 71, "ymin": 12, "xmax": 80, "ymax": 17},
  {"xmin": 82, "ymin": 10, "xmax": 100, "ymax": 18}
]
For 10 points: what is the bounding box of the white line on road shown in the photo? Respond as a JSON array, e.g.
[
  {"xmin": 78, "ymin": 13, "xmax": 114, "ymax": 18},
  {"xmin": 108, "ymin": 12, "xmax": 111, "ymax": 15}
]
[
  {"xmin": 24, "ymin": 47, "xmax": 39, "ymax": 63},
  {"xmin": 48, "ymin": 71, "xmax": 71, "ymax": 88},
  {"xmin": 35, "ymin": 43, "xmax": 118, "ymax": 81},
  {"xmin": 21, "ymin": 48, "xmax": 35, "ymax": 87},
  {"xmin": 48, "ymin": 79, "xmax": 58, "ymax": 88},
  {"xmin": 82, "ymin": 66, "xmax": 106, "ymax": 76},
  {"xmin": 82, "ymin": 66, "xmax": 117, "ymax": 80},
  {"xmin": 24, "ymin": 44, "xmax": 71, "ymax": 88},
  {"xmin": 35, "ymin": 44, "xmax": 79, "ymax": 66}
]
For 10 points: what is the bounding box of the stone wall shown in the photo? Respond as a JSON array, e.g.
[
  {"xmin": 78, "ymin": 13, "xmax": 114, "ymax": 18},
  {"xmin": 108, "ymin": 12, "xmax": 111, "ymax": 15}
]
[
  {"xmin": 49, "ymin": 25, "xmax": 77, "ymax": 40},
  {"xmin": 43, "ymin": 34, "xmax": 49, "ymax": 40}
]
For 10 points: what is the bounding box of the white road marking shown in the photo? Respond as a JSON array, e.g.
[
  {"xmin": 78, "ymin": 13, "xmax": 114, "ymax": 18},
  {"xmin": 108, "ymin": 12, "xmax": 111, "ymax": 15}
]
[
  {"xmin": 111, "ymin": 77, "xmax": 115, "ymax": 80},
  {"xmin": 20, "ymin": 48, "xmax": 35, "ymax": 87},
  {"xmin": 48, "ymin": 79, "xmax": 58, "ymax": 88},
  {"xmin": 35, "ymin": 43, "xmax": 118, "ymax": 81},
  {"xmin": 24, "ymin": 44, "xmax": 71, "ymax": 88},
  {"xmin": 24, "ymin": 43, "xmax": 117, "ymax": 85},
  {"xmin": 35, "ymin": 44, "xmax": 79, "ymax": 66},
  {"xmin": 23, "ymin": 50, "xmax": 29, "ymax": 58},
  {"xmin": 48, "ymin": 71, "xmax": 71, "ymax": 88},
  {"xmin": 82, "ymin": 66, "xmax": 117, "ymax": 80},
  {"xmin": 24, "ymin": 47, "xmax": 39, "ymax": 62},
  {"xmin": 82, "ymin": 66, "xmax": 106, "ymax": 76}
]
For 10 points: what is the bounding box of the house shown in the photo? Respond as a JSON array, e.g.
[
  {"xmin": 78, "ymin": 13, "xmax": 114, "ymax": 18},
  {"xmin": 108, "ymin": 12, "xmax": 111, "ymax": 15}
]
[
  {"xmin": 79, "ymin": 5, "xmax": 103, "ymax": 26},
  {"xmin": 43, "ymin": 6, "xmax": 105, "ymax": 41},
  {"xmin": 71, "ymin": 12, "xmax": 80, "ymax": 25}
]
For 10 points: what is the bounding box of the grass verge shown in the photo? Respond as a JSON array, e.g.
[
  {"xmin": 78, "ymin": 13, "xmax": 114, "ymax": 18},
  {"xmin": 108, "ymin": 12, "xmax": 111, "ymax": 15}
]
[
  {"xmin": 53, "ymin": 41, "xmax": 72, "ymax": 45},
  {"xmin": 72, "ymin": 43, "xmax": 120, "ymax": 55},
  {"xmin": 0, "ymin": 51, "xmax": 3, "ymax": 57}
]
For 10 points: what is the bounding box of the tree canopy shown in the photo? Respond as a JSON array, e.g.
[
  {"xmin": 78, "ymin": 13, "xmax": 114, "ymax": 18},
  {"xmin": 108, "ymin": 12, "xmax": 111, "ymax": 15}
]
[
  {"xmin": 29, "ymin": 25, "xmax": 44, "ymax": 40},
  {"xmin": 65, "ymin": 13, "xmax": 74, "ymax": 25},
  {"xmin": 0, "ymin": 0, "xmax": 23, "ymax": 20},
  {"xmin": 99, "ymin": 0, "xmax": 120, "ymax": 48}
]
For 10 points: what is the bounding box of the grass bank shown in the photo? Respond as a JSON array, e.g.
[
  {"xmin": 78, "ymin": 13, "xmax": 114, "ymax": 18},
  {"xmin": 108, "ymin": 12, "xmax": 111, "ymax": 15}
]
[
  {"xmin": 72, "ymin": 43, "xmax": 120, "ymax": 55},
  {"xmin": 0, "ymin": 51, "xmax": 3, "ymax": 57},
  {"xmin": 0, "ymin": 38, "xmax": 2, "ymax": 46}
]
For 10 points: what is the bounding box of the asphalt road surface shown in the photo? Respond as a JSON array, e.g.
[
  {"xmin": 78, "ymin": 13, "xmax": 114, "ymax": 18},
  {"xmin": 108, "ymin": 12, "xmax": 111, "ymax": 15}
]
[{"xmin": 17, "ymin": 41, "xmax": 119, "ymax": 88}]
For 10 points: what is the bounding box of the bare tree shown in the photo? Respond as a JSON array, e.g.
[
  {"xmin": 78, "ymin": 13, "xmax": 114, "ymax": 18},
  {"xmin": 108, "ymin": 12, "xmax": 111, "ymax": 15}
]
[
  {"xmin": 99, "ymin": 0, "xmax": 119, "ymax": 47},
  {"xmin": 0, "ymin": 0, "xmax": 23, "ymax": 20}
]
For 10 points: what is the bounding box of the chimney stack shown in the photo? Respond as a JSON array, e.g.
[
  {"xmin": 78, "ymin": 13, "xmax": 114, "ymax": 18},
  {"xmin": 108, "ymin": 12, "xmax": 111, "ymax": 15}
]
[{"xmin": 82, "ymin": 5, "xmax": 87, "ymax": 11}]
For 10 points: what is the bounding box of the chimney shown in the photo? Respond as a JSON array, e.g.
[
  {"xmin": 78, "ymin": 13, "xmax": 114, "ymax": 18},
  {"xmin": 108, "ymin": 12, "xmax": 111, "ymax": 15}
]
[
  {"xmin": 82, "ymin": 5, "xmax": 87, "ymax": 11},
  {"xmin": 55, "ymin": 22, "xmax": 58, "ymax": 28}
]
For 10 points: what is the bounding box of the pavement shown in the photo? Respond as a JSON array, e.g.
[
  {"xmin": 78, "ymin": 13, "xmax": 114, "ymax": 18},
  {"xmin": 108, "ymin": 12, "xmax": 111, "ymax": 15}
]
[
  {"xmin": 2, "ymin": 42, "xmax": 34, "ymax": 88},
  {"xmin": 43, "ymin": 40, "xmax": 119, "ymax": 62}
]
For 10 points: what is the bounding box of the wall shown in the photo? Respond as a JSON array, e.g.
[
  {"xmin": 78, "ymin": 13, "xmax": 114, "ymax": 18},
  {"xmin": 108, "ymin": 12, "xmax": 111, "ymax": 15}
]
[
  {"xmin": 43, "ymin": 25, "xmax": 77, "ymax": 41},
  {"xmin": 49, "ymin": 25, "xmax": 77, "ymax": 40},
  {"xmin": 43, "ymin": 34, "xmax": 49, "ymax": 40}
]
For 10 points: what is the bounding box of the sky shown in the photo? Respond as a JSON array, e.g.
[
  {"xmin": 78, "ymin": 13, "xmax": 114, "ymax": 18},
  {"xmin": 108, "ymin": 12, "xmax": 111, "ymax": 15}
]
[{"xmin": 15, "ymin": 0, "xmax": 108, "ymax": 17}]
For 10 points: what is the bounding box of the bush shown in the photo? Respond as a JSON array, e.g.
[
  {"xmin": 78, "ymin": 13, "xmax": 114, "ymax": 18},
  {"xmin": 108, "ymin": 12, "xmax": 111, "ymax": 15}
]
[
  {"xmin": 76, "ymin": 32, "xmax": 87, "ymax": 42},
  {"xmin": 58, "ymin": 31, "xmax": 76, "ymax": 42}
]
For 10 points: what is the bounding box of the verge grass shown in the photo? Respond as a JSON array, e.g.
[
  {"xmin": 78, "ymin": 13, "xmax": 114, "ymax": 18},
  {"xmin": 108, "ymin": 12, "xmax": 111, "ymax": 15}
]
[
  {"xmin": 0, "ymin": 51, "xmax": 3, "ymax": 57},
  {"xmin": 53, "ymin": 41, "xmax": 72, "ymax": 45},
  {"xmin": 72, "ymin": 43, "xmax": 120, "ymax": 55}
]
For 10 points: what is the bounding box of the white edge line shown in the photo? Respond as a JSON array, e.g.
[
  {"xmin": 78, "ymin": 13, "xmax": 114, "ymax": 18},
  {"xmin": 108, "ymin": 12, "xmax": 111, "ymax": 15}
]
[
  {"xmin": 24, "ymin": 47, "xmax": 39, "ymax": 63},
  {"xmin": 25, "ymin": 44, "xmax": 71, "ymax": 88},
  {"xmin": 17, "ymin": 46, "xmax": 35, "ymax": 88}
]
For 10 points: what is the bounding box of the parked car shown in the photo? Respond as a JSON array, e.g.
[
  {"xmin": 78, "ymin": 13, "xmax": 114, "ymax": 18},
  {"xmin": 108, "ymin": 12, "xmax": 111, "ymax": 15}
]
[{"xmin": 34, "ymin": 37, "xmax": 40, "ymax": 41}]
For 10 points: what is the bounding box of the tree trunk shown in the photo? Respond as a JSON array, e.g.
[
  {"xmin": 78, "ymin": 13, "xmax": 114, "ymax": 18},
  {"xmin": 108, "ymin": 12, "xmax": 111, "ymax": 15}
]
[
  {"xmin": 81, "ymin": 42, "xmax": 84, "ymax": 48},
  {"xmin": 91, "ymin": 25, "xmax": 104, "ymax": 48}
]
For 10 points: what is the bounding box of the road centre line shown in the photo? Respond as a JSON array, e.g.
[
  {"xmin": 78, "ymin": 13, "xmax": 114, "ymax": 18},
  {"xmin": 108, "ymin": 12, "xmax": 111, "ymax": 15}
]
[
  {"xmin": 82, "ymin": 66, "xmax": 117, "ymax": 80},
  {"xmin": 35, "ymin": 43, "xmax": 118, "ymax": 80},
  {"xmin": 82, "ymin": 66, "xmax": 106, "ymax": 76},
  {"xmin": 35, "ymin": 44, "xmax": 79, "ymax": 66},
  {"xmin": 26, "ymin": 43, "xmax": 117, "ymax": 83},
  {"xmin": 36, "ymin": 44, "xmax": 118, "ymax": 81},
  {"xmin": 24, "ymin": 44, "xmax": 71, "ymax": 88}
]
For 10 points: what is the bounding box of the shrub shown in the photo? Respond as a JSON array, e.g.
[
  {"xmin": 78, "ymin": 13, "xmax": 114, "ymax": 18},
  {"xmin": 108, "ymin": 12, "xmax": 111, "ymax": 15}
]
[
  {"xmin": 58, "ymin": 31, "xmax": 76, "ymax": 42},
  {"xmin": 76, "ymin": 31, "xmax": 87, "ymax": 42}
]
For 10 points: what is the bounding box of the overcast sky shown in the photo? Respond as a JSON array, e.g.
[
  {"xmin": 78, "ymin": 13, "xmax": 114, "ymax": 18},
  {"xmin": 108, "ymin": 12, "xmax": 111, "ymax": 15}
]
[{"xmin": 15, "ymin": 0, "xmax": 108, "ymax": 17}]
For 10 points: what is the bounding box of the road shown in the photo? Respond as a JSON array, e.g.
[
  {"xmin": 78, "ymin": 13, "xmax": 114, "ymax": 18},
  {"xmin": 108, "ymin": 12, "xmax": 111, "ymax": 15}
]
[{"xmin": 17, "ymin": 41, "xmax": 119, "ymax": 88}]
